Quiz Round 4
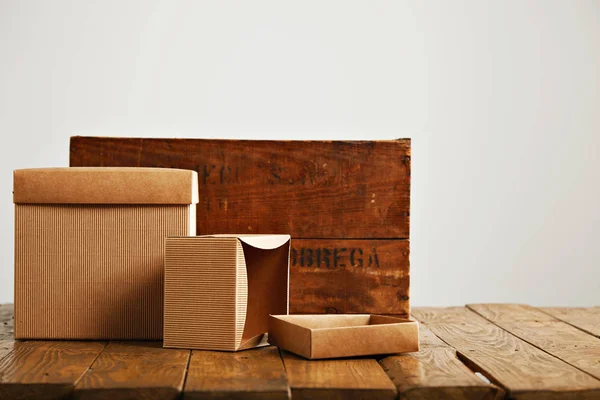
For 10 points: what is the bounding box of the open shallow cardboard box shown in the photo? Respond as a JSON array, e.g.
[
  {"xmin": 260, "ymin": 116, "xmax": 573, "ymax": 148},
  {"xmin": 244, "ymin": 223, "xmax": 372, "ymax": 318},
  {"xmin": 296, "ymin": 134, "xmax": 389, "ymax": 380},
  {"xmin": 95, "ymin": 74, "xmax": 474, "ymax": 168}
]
[
  {"xmin": 164, "ymin": 234, "xmax": 290, "ymax": 351},
  {"xmin": 13, "ymin": 167, "xmax": 198, "ymax": 339},
  {"xmin": 268, "ymin": 314, "xmax": 419, "ymax": 359}
]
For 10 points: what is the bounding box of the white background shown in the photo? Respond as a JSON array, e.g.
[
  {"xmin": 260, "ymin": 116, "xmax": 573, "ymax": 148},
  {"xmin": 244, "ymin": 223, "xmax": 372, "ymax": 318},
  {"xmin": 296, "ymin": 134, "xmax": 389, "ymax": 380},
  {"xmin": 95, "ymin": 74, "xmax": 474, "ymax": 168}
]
[{"xmin": 1, "ymin": 1, "xmax": 599, "ymax": 306}]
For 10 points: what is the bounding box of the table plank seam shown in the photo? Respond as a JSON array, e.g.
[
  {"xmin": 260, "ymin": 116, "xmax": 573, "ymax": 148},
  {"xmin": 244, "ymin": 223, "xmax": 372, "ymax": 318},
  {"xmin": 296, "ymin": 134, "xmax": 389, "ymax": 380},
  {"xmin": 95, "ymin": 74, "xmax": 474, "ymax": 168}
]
[
  {"xmin": 466, "ymin": 305, "xmax": 600, "ymax": 384},
  {"xmin": 178, "ymin": 349, "xmax": 193, "ymax": 398},
  {"xmin": 427, "ymin": 323, "xmax": 506, "ymax": 390},
  {"xmin": 454, "ymin": 349, "xmax": 507, "ymax": 389},
  {"xmin": 414, "ymin": 309, "xmax": 567, "ymax": 398},
  {"xmin": 277, "ymin": 348, "xmax": 293, "ymax": 400},
  {"xmin": 416, "ymin": 313, "xmax": 520, "ymax": 395},
  {"xmin": 394, "ymin": 317, "xmax": 506, "ymax": 399},
  {"xmin": 70, "ymin": 340, "xmax": 109, "ymax": 394},
  {"xmin": 538, "ymin": 308, "xmax": 600, "ymax": 338},
  {"xmin": 412, "ymin": 319, "xmax": 489, "ymax": 378}
]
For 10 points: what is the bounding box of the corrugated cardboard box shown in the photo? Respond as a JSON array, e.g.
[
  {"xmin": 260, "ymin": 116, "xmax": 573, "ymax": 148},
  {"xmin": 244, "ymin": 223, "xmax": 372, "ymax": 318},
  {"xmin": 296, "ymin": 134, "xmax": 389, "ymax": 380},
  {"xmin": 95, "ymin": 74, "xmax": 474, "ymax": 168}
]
[
  {"xmin": 164, "ymin": 235, "xmax": 290, "ymax": 351},
  {"xmin": 268, "ymin": 314, "xmax": 419, "ymax": 359},
  {"xmin": 13, "ymin": 167, "xmax": 198, "ymax": 339}
]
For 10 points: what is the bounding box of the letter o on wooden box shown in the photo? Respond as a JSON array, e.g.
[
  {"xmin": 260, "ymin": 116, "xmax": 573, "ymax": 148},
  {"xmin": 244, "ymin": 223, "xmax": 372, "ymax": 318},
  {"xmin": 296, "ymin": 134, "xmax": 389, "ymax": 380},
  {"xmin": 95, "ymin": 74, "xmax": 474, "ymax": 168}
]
[
  {"xmin": 13, "ymin": 167, "xmax": 198, "ymax": 339},
  {"xmin": 164, "ymin": 235, "xmax": 290, "ymax": 351}
]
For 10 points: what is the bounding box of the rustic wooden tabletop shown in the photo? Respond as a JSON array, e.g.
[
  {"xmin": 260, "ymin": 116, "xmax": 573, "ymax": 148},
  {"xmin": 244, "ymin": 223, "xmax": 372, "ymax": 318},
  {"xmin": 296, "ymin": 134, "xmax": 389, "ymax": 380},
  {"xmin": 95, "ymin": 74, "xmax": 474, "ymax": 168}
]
[{"xmin": 0, "ymin": 303, "xmax": 599, "ymax": 399}]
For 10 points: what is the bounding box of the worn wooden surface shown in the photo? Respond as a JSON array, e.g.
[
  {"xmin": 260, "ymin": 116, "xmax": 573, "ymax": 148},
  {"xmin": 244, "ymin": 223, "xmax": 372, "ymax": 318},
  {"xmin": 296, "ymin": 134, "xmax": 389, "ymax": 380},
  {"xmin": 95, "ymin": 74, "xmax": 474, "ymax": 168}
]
[
  {"xmin": 69, "ymin": 137, "xmax": 411, "ymax": 239},
  {"xmin": 380, "ymin": 324, "xmax": 504, "ymax": 400},
  {"xmin": 468, "ymin": 304, "xmax": 600, "ymax": 381},
  {"xmin": 413, "ymin": 307, "xmax": 600, "ymax": 400},
  {"xmin": 0, "ymin": 340, "xmax": 106, "ymax": 400},
  {"xmin": 72, "ymin": 341, "xmax": 190, "ymax": 400},
  {"xmin": 69, "ymin": 137, "xmax": 412, "ymax": 316},
  {"xmin": 542, "ymin": 307, "xmax": 600, "ymax": 338},
  {"xmin": 290, "ymin": 239, "xmax": 409, "ymax": 314},
  {"xmin": 2, "ymin": 304, "xmax": 600, "ymax": 400},
  {"xmin": 0, "ymin": 304, "xmax": 13, "ymax": 361},
  {"xmin": 184, "ymin": 346, "xmax": 289, "ymax": 399},
  {"xmin": 282, "ymin": 351, "xmax": 397, "ymax": 400}
]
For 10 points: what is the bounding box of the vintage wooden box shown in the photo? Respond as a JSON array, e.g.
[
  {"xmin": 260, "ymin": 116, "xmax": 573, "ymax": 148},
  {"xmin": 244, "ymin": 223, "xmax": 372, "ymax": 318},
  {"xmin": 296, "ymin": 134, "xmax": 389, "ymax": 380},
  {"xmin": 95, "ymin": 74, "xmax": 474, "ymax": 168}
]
[
  {"xmin": 13, "ymin": 167, "xmax": 198, "ymax": 339},
  {"xmin": 163, "ymin": 235, "xmax": 290, "ymax": 351},
  {"xmin": 70, "ymin": 137, "xmax": 411, "ymax": 317}
]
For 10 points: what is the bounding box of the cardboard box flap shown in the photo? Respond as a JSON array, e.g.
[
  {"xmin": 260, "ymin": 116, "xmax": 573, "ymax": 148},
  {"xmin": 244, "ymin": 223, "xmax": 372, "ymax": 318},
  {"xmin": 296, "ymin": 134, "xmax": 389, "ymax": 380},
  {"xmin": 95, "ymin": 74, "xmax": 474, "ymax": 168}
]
[
  {"xmin": 200, "ymin": 234, "xmax": 291, "ymax": 250},
  {"xmin": 13, "ymin": 167, "xmax": 199, "ymax": 205},
  {"xmin": 237, "ymin": 333, "xmax": 270, "ymax": 351},
  {"xmin": 237, "ymin": 235, "xmax": 290, "ymax": 349}
]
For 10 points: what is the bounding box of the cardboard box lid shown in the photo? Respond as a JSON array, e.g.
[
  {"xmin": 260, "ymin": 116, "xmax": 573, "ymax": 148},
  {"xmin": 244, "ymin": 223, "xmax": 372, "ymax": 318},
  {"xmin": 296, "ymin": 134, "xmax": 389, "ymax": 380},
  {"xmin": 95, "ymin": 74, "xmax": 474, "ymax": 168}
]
[
  {"xmin": 163, "ymin": 234, "xmax": 290, "ymax": 351},
  {"xmin": 268, "ymin": 314, "xmax": 419, "ymax": 359},
  {"xmin": 13, "ymin": 167, "xmax": 199, "ymax": 204}
]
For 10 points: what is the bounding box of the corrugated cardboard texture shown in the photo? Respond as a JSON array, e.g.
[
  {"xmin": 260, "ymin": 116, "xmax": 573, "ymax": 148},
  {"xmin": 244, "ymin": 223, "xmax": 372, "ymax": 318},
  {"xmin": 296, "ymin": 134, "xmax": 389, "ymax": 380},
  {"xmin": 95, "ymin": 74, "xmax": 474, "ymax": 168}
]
[
  {"xmin": 14, "ymin": 204, "xmax": 196, "ymax": 339},
  {"xmin": 164, "ymin": 235, "xmax": 289, "ymax": 351},
  {"xmin": 13, "ymin": 167, "xmax": 199, "ymax": 204},
  {"xmin": 269, "ymin": 314, "xmax": 419, "ymax": 359}
]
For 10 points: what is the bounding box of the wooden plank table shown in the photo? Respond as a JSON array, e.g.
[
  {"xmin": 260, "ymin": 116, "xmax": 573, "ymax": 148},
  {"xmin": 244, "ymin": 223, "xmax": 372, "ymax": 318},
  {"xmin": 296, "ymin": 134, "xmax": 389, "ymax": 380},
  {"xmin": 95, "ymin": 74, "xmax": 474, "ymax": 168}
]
[{"xmin": 1, "ymin": 304, "xmax": 599, "ymax": 399}]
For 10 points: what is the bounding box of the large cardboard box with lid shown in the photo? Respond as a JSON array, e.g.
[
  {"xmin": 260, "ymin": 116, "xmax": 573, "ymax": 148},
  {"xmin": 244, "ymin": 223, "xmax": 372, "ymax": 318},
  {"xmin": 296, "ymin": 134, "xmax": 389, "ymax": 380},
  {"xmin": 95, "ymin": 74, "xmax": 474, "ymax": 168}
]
[
  {"xmin": 164, "ymin": 235, "xmax": 290, "ymax": 351},
  {"xmin": 13, "ymin": 167, "xmax": 198, "ymax": 339}
]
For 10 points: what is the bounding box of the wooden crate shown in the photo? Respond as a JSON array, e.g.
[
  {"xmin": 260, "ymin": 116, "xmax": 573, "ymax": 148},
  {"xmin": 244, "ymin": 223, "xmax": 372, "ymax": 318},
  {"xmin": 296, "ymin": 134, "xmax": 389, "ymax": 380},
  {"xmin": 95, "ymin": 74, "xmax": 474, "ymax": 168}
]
[{"xmin": 69, "ymin": 137, "xmax": 411, "ymax": 315}]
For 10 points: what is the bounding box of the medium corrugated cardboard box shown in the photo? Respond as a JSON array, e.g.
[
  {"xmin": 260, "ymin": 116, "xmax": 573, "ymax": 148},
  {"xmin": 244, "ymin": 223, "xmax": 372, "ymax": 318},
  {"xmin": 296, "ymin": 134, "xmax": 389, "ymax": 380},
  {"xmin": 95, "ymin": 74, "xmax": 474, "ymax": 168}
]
[
  {"xmin": 164, "ymin": 235, "xmax": 290, "ymax": 351},
  {"xmin": 13, "ymin": 167, "xmax": 198, "ymax": 340},
  {"xmin": 268, "ymin": 314, "xmax": 419, "ymax": 359}
]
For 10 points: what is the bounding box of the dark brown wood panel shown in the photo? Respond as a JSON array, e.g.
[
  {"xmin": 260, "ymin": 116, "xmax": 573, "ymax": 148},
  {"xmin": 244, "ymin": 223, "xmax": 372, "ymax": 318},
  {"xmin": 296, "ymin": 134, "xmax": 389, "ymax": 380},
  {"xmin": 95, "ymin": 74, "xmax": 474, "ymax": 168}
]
[
  {"xmin": 281, "ymin": 351, "xmax": 397, "ymax": 400},
  {"xmin": 413, "ymin": 307, "xmax": 600, "ymax": 400},
  {"xmin": 69, "ymin": 136, "xmax": 411, "ymax": 239},
  {"xmin": 541, "ymin": 307, "xmax": 600, "ymax": 338},
  {"xmin": 380, "ymin": 322, "xmax": 504, "ymax": 400},
  {"xmin": 183, "ymin": 346, "xmax": 289, "ymax": 399},
  {"xmin": 290, "ymin": 239, "xmax": 409, "ymax": 315},
  {"xmin": 468, "ymin": 304, "xmax": 600, "ymax": 381},
  {"xmin": 72, "ymin": 341, "xmax": 190, "ymax": 400},
  {"xmin": 70, "ymin": 137, "xmax": 411, "ymax": 316},
  {"xmin": 0, "ymin": 340, "xmax": 106, "ymax": 400}
]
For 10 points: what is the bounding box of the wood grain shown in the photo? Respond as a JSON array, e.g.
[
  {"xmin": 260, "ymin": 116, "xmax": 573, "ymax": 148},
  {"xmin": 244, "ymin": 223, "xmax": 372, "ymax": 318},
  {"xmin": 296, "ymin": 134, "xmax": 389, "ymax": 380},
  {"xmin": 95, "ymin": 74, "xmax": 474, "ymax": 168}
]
[
  {"xmin": 0, "ymin": 304, "xmax": 13, "ymax": 338},
  {"xmin": 0, "ymin": 341, "xmax": 13, "ymax": 365},
  {"xmin": 281, "ymin": 351, "xmax": 397, "ymax": 400},
  {"xmin": 380, "ymin": 323, "xmax": 504, "ymax": 400},
  {"xmin": 69, "ymin": 136, "xmax": 411, "ymax": 239},
  {"xmin": 72, "ymin": 341, "xmax": 190, "ymax": 400},
  {"xmin": 468, "ymin": 304, "xmax": 600, "ymax": 381},
  {"xmin": 0, "ymin": 340, "xmax": 106, "ymax": 400},
  {"xmin": 0, "ymin": 304, "xmax": 14, "ymax": 362},
  {"xmin": 290, "ymin": 239, "xmax": 409, "ymax": 315},
  {"xmin": 541, "ymin": 307, "xmax": 600, "ymax": 338},
  {"xmin": 413, "ymin": 307, "xmax": 600, "ymax": 400},
  {"xmin": 184, "ymin": 346, "xmax": 289, "ymax": 399}
]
